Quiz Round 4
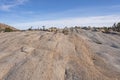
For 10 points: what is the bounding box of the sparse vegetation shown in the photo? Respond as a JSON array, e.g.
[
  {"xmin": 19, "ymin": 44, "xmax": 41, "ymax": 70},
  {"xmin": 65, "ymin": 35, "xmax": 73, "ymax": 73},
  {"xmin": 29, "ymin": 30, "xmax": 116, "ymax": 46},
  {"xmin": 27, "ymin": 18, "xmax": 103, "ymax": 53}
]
[
  {"xmin": 62, "ymin": 27, "xmax": 69, "ymax": 35},
  {"xmin": 4, "ymin": 27, "xmax": 13, "ymax": 32},
  {"xmin": 102, "ymin": 27, "xmax": 110, "ymax": 33},
  {"xmin": 112, "ymin": 22, "xmax": 120, "ymax": 32},
  {"xmin": 48, "ymin": 27, "xmax": 58, "ymax": 32},
  {"xmin": 28, "ymin": 26, "xmax": 33, "ymax": 31},
  {"xmin": 42, "ymin": 26, "xmax": 46, "ymax": 31},
  {"xmin": 0, "ymin": 23, "xmax": 18, "ymax": 32},
  {"xmin": 1, "ymin": 23, "xmax": 120, "ymax": 80}
]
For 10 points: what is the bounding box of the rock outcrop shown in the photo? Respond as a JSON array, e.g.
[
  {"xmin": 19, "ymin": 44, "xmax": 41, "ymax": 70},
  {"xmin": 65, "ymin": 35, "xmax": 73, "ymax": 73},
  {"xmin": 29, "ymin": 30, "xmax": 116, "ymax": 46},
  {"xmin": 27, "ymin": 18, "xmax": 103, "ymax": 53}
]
[
  {"xmin": 0, "ymin": 29, "xmax": 120, "ymax": 80},
  {"xmin": 0, "ymin": 23, "xmax": 18, "ymax": 32}
]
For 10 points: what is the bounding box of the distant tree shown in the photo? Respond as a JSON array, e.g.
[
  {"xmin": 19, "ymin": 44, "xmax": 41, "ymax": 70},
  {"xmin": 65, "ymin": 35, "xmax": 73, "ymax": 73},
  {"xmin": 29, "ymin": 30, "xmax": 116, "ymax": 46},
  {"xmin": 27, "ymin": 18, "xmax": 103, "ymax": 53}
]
[
  {"xmin": 112, "ymin": 22, "xmax": 120, "ymax": 32},
  {"xmin": 28, "ymin": 26, "xmax": 33, "ymax": 31},
  {"xmin": 88, "ymin": 26, "xmax": 91, "ymax": 30},
  {"xmin": 38, "ymin": 27, "xmax": 40, "ymax": 30},
  {"xmin": 62, "ymin": 27, "xmax": 69, "ymax": 35},
  {"xmin": 70, "ymin": 27, "xmax": 74, "ymax": 32},
  {"xmin": 42, "ymin": 26, "xmax": 45, "ymax": 31},
  {"xmin": 117, "ymin": 22, "xmax": 120, "ymax": 32},
  {"xmin": 112, "ymin": 23, "xmax": 117, "ymax": 31}
]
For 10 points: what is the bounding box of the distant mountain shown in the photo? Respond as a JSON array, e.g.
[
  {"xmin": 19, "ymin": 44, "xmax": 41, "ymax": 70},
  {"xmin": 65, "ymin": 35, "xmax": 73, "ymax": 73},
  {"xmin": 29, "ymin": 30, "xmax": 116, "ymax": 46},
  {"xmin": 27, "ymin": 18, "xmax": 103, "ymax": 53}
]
[{"xmin": 0, "ymin": 23, "xmax": 18, "ymax": 32}]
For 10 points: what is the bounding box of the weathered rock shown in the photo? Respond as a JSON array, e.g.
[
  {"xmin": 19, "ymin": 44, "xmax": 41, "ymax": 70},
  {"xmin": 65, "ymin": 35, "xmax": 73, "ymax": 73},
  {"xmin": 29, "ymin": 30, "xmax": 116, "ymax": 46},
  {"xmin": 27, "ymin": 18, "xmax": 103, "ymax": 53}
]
[{"xmin": 0, "ymin": 30, "xmax": 120, "ymax": 80}]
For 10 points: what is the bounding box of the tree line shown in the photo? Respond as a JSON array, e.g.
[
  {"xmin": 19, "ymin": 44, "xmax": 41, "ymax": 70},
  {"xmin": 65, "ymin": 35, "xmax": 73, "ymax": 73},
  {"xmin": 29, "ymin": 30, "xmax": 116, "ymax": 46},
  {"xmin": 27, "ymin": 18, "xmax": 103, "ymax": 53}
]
[{"xmin": 0, "ymin": 22, "xmax": 120, "ymax": 33}]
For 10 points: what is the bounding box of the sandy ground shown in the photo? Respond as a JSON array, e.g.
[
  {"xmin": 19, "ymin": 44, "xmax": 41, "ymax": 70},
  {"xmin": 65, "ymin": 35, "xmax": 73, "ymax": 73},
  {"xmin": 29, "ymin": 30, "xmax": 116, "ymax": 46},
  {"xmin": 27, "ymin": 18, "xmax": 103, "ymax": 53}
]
[{"xmin": 0, "ymin": 29, "xmax": 120, "ymax": 80}]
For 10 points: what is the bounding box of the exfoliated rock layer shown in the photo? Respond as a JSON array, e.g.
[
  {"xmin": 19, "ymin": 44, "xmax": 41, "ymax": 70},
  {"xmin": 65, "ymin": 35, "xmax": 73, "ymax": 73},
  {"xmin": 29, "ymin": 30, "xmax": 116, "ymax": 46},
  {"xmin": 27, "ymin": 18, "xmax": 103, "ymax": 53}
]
[{"xmin": 0, "ymin": 29, "xmax": 120, "ymax": 80}]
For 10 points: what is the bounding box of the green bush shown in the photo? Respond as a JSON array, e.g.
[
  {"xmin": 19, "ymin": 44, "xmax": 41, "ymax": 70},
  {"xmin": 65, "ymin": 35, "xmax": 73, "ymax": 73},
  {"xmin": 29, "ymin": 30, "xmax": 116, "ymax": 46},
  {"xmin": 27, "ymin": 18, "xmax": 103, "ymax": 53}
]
[{"xmin": 4, "ymin": 27, "xmax": 13, "ymax": 32}]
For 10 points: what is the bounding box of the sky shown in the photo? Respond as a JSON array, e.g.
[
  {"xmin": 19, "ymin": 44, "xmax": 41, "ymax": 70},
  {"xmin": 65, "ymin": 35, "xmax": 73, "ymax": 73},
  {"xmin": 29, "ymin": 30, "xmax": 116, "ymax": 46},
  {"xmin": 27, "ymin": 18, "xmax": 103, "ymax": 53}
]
[{"xmin": 0, "ymin": 0, "xmax": 120, "ymax": 29}]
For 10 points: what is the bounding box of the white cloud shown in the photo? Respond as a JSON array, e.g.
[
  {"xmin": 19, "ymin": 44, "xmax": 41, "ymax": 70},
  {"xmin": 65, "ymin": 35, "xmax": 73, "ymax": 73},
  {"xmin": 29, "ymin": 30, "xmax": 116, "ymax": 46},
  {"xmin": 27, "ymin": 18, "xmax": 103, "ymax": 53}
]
[
  {"xmin": 12, "ymin": 15, "xmax": 120, "ymax": 29},
  {"xmin": 0, "ymin": 0, "xmax": 28, "ymax": 11},
  {"xmin": 111, "ymin": 5, "xmax": 120, "ymax": 8}
]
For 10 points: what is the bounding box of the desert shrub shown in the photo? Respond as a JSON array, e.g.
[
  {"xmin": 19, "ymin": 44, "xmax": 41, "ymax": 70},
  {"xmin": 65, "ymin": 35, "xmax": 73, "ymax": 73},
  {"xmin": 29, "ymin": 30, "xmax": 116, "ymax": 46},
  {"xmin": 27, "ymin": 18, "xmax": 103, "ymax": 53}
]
[
  {"xmin": 117, "ymin": 23, "xmax": 120, "ymax": 32},
  {"xmin": 4, "ymin": 27, "xmax": 13, "ymax": 32},
  {"xmin": 0, "ymin": 27, "xmax": 2, "ymax": 32},
  {"xmin": 75, "ymin": 26, "xmax": 81, "ymax": 29},
  {"xmin": 28, "ymin": 26, "xmax": 32, "ymax": 31},
  {"xmin": 49, "ymin": 27, "xmax": 57, "ymax": 32},
  {"xmin": 70, "ymin": 27, "xmax": 74, "ymax": 32},
  {"xmin": 28, "ymin": 28, "xmax": 32, "ymax": 31},
  {"xmin": 81, "ymin": 27, "xmax": 89, "ymax": 30},
  {"xmin": 103, "ymin": 27, "xmax": 110, "ymax": 33},
  {"xmin": 91, "ymin": 27, "xmax": 97, "ymax": 32},
  {"xmin": 112, "ymin": 22, "xmax": 120, "ymax": 32},
  {"xmin": 62, "ymin": 27, "xmax": 69, "ymax": 35}
]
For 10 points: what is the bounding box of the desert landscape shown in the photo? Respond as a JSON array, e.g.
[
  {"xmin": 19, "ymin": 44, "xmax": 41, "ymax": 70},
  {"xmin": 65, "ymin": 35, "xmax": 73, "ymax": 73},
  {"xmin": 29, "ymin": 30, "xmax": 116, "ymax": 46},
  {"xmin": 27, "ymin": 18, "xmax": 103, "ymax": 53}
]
[
  {"xmin": 0, "ymin": 23, "xmax": 120, "ymax": 80},
  {"xmin": 0, "ymin": 0, "xmax": 120, "ymax": 80}
]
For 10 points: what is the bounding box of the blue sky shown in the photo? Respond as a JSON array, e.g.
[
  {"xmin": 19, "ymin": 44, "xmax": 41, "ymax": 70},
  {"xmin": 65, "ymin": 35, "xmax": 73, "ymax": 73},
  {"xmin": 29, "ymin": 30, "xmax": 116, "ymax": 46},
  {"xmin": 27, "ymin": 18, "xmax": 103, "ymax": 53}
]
[{"xmin": 0, "ymin": 0, "xmax": 120, "ymax": 29}]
